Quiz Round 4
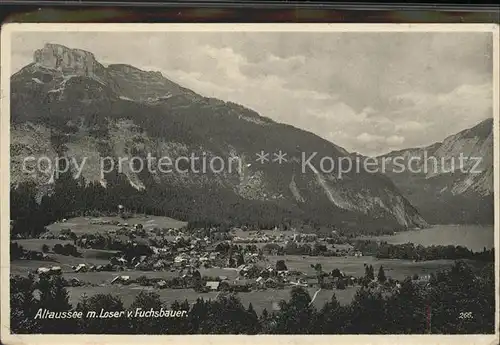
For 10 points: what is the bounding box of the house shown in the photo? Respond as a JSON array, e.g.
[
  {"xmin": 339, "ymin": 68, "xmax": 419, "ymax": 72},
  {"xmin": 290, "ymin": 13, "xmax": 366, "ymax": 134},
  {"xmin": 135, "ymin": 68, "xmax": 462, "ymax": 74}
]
[
  {"xmin": 259, "ymin": 269, "xmax": 270, "ymax": 279},
  {"xmin": 153, "ymin": 260, "xmax": 168, "ymax": 270},
  {"xmin": 156, "ymin": 280, "xmax": 167, "ymax": 289},
  {"xmin": 290, "ymin": 278, "xmax": 308, "ymax": 287},
  {"xmin": 36, "ymin": 267, "xmax": 50, "ymax": 275},
  {"xmin": 111, "ymin": 275, "xmax": 130, "ymax": 284},
  {"xmin": 205, "ymin": 281, "xmax": 220, "ymax": 291},
  {"xmin": 415, "ymin": 274, "xmax": 431, "ymax": 285},
  {"xmin": 231, "ymin": 280, "xmax": 251, "ymax": 292},
  {"xmin": 265, "ymin": 278, "xmax": 278, "ymax": 288},
  {"xmin": 40, "ymin": 232, "xmax": 55, "ymax": 239},
  {"xmin": 290, "ymin": 281, "xmax": 308, "ymax": 287},
  {"xmin": 74, "ymin": 264, "xmax": 87, "ymax": 273},
  {"xmin": 208, "ymin": 252, "xmax": 220, "ymax": 261},
  {"xmin": 50, "ymin": 266, "xmax": 62, "ymax": 275},
  {"xmin": 174, "ymin": 254, "xmax": 188, "ymax": 264},
  {"xmin": 68, "ymin": 277, "xmax": 81, "ymax": 286},
  {"xmin": 131, "ymin": 256, "xmax": 147, "ymax": 265}
]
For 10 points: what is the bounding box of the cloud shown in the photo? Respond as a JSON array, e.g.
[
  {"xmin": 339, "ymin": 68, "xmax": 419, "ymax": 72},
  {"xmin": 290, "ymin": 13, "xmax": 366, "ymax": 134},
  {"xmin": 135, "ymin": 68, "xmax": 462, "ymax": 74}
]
[
  {"xmin": 384, "ymin": 83, "xmax": 492, "ymax": 149},
  {"xmin": 357, "ymin": 132, "xmax": 385, "ymax": 144},
  {"xmin": 395, "ymin": 121, "xmax": 428, "ymax": 132},
  {"xmin": 386, "ymin": 135, "xmax": 405, "ymax": 146}
]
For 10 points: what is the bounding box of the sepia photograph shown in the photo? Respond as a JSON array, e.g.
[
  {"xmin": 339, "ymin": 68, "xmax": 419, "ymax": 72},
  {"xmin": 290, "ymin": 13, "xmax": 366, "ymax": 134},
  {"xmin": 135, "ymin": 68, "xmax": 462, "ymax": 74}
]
[{"xmin": 0, "ymin": 23, "xmax": 498, "ymax": 345}]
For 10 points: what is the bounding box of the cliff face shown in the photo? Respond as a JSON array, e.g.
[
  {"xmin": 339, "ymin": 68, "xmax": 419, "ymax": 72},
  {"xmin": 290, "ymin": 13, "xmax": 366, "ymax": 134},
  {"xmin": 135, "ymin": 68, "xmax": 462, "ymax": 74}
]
[
  {"xmin": 10, "ymin": 43, "xmax": 428, "ymax": 231},
  {"xmin": 379, "ymin": 118, "xmax": 494, "ymax": 224},
  {"xmin": 34, "ymin": 44, "xmax": 98, "ymax": 74},
  {"xmin": 33, "ymin": 43, "xmax": 115, "ymax": 87}
]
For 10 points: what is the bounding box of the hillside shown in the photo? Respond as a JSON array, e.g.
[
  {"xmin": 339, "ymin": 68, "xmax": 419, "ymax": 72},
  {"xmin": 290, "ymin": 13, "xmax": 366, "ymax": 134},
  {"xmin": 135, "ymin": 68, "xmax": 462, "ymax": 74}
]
[
  {"xmin": 10, "ymin": 43, "xmax": 428, "ymax": 233},
  {"xmin": 378, "ymin": 118, "xmax": 494, "ymax": 224}
]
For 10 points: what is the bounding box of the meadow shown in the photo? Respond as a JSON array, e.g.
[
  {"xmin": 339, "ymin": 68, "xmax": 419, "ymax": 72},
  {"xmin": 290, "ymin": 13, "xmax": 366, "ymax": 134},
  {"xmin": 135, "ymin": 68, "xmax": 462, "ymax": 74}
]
[
  {"xmin": 66, "ymin": 284, "xmax": 358, "ymax": 313},
  {"xmin": 11, "ymin": 238, "xmax": 118, "ymax": 276},
  {"xmin": 45, "ymin": 215, "xmax": 187, "ymax": 235},
  {"xmin": 265, "ymin": 255, "xmax": 457, "ymax": 281}
]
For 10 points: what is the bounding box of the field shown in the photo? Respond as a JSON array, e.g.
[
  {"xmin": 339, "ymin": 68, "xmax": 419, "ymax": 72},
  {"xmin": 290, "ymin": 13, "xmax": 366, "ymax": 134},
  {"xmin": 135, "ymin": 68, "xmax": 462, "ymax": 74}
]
[
  {"xmin": 265, "ymin": 255, "xmax": 457, "ymax": 281},
  {"xmin": 66, "ymin": 285, "xmax": 357, "ymax": 313},
  {"xmin": 11, "ymin": 238, "xmax": 118, "ymax": 276},
  {"xmin": 46, "ymin": 215, "xmax": 187, "ymax": 235}
]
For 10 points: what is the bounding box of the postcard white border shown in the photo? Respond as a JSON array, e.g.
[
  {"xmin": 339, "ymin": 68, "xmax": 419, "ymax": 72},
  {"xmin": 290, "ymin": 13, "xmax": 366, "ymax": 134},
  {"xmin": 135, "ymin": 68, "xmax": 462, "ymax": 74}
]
[{"xmin": 1, "ymin": 23, "xmax": 499, "ymax": 345}]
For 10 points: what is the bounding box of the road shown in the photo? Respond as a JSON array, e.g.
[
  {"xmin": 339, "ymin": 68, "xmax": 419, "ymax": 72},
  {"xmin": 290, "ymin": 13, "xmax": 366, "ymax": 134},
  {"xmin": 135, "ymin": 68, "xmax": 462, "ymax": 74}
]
[{"xmin": 309, "ymin": 288, "xmax": 322, "ymax": 306}]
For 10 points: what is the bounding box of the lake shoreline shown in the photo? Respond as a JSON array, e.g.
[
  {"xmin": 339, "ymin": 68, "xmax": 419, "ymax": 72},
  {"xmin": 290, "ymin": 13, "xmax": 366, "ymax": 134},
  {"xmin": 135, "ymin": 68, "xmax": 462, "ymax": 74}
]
[{"xmin": 355, "ymin": 224, "xmax": 494, "ymax": 253}]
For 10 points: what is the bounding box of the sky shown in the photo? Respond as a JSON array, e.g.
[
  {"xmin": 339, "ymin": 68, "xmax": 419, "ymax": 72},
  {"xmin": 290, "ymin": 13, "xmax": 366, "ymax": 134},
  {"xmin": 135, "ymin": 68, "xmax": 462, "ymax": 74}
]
[{"xmin": 10, "ymin": 30, "xmax": 494, "ymax": 156}]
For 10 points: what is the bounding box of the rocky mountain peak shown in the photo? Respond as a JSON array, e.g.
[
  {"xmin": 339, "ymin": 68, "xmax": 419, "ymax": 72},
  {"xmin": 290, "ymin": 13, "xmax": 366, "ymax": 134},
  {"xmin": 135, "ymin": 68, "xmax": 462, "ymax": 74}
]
[
  {"xmin": 33, "ymin": 43, "xmax": 105, "ymax": 80},
  {"xmin": 107, "ymin": 63, "xmax": 196, "ymax": 102},
  {"xmin": 107, "ymin": 64, "xmax": 162, "ymax": 77}
]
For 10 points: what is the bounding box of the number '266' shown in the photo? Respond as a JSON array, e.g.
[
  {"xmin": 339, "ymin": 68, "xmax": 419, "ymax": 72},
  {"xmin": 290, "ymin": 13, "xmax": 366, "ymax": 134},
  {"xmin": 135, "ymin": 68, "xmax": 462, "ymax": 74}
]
[{"xmin": 459, "ymin": 312, "xmax": 473, "ymax": 319}]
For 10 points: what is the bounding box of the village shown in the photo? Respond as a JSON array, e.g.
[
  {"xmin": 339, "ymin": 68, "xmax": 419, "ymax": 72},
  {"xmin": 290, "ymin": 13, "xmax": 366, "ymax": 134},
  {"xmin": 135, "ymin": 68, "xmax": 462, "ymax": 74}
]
[{"xmin": 12, "ymin": 209, "xmax": 408, "ymax": 304}]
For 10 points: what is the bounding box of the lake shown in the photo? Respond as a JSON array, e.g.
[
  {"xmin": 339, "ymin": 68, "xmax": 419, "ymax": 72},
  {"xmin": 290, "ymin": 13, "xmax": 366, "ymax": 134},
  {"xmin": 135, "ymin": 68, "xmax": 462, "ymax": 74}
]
[{"xmin": 364, "ymin": 224, "xmax": 494, "ymax": 252}]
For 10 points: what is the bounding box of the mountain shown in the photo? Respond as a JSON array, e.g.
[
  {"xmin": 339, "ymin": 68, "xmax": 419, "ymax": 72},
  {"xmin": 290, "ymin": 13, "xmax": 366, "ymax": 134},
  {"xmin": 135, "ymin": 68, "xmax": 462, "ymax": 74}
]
[
  {"xmin": 10, "ymin": 43, "xmax": 428, "ymax": 233},
  {"xmin": 378, "ymin": 118, "xmax": 494, "ymax": 225}
]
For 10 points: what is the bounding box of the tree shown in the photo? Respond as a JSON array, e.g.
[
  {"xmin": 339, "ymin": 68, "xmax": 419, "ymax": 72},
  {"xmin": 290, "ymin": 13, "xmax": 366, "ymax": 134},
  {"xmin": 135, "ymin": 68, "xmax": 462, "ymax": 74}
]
[
  {"xmin": 336, "ymin": 279, "xmax": 346, "ymax": 290},
  {"xmin": 314, "ymin": 294, "xmax": 346, "ymax": 334},
  {"xmin": 364, "ymin": 264, "xmax": 374, "ymax": 282},
  {"xmin": 76, "ymin": 293, "xmax": 128, "ymax": 333},
  {"xmin": 246, "ymin": 303, "xmax": 261, "ymax": 334},
  {"xmin": 311, "ymin": 263, "xmax": 324, "ymax": 285},
  {"xmin": 377, "ymin": 266, "xmax": 387, "ymax": 283},
  {"xmin": 385, "ymin": 278, "xmax": 426, "ymax": 333},
  {"xmin": 236, "ymin": 253, "xmax": 245, "ymax": 267},
  {"xmin": 10, "ymin": 182, "xmax": 44, "ymax": 237},
  {"xmin": 274, "ymin": 287, "xmax": 316, "ymax": 334},
  {"xmin": 188, "ymin": 298, "xmax": 209, "ymax": 333},
  {"xmin": 10, "ymin": 274, "xmax": 41, "ymax": 333},
  {"xmin": 428, "ymin": 261, "xmax": 494, "ymax": 334},
  {"xmin": 53, "ymin": 243, "xmax": 64, "ymax": 254},
  {"xmin": 11, "ymin": 242, "xmax": 25, "ymax": 259},
  {"xmin": 331, "ymin": 268, "xmax": 342, "ymax": 278},
  {"xmin": 129, "ymin": 291, "xmax": 165, "ymax": 333},
  {"xmin": 37, "ymin": 275, "xmax": 77, "ymax": 333},
  {"xmin": 276, "ymin": 260, "xmax": 288, "ymax": 271},
  {"xmin": 168, "ymin": 300, "xmax": 190, "ymax": 334},
  {"xmin": 201, "ymin": 294, "xmax": 253, "ymax": 334},
  {"xmin": 346, "ymin": 288, "xmax": 387, "ymax": 333}
]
